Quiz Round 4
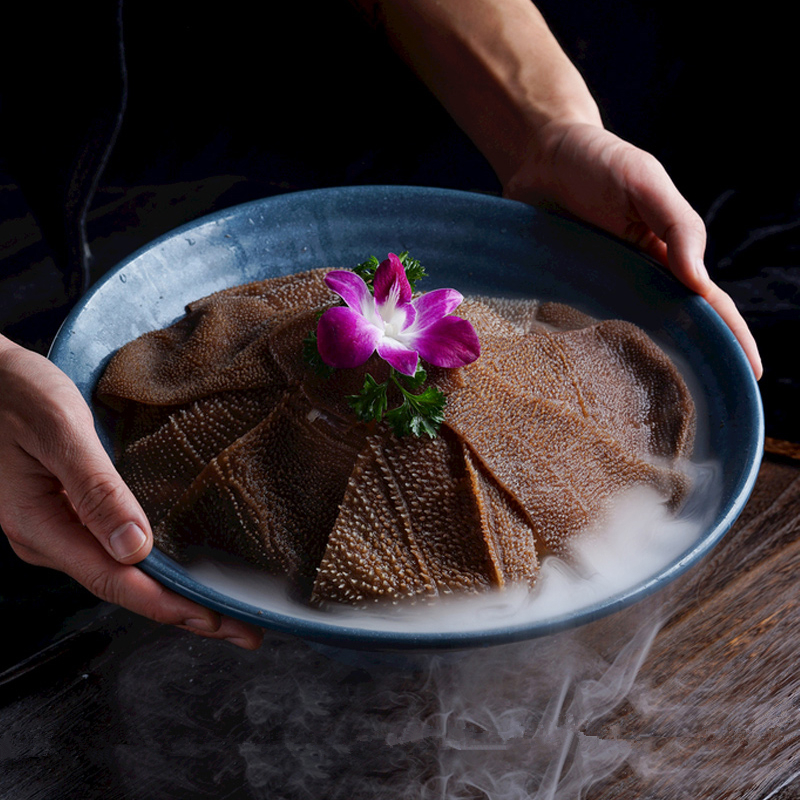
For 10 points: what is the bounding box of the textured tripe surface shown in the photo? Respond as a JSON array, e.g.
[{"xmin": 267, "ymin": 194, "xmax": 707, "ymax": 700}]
[{"xmin": 97, "ymin": 269, "xmax": 695, "ymax": 606}]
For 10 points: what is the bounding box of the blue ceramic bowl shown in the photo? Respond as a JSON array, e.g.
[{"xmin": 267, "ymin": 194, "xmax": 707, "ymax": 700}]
[{"xmin": 49, "ymin": 186, "xmax": 763, "ymax": 650}]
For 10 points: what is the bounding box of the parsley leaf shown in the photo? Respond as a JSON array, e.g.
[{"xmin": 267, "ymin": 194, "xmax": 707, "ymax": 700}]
[
  {"xmin": 396, "ymin": 251, "xmax": 427, "ymax": 292},
  {"xmin": 386, "ymin": 373, "xmax": 446, "ymax": 438},
  {"xmin": 352, "ymin": 256, "xmax": 380, "ymax": 290},
  {"xmin": 347, "ymin": 374, "xmax": 389, "ymax": 422},
  {"xmin": 397, "ymin": 365, "xmax": 428, "ymax": 391},
  {"xmin": 345, "ymin": 367, "xmax": 446, "ymax": 438}
]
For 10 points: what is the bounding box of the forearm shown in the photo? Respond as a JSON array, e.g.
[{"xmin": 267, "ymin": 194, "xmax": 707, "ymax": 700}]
[{"xmin": 352, "ymin": 0, "xmax": 602, "ymax": 184}]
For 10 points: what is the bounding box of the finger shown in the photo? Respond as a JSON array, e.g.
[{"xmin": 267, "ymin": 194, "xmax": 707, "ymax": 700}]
[
  {"xmin": 14, "ymin": 493, "xmax": 263, "ymax": 649},
  {"xmin": 3, "ymin": 347, "xmax": 155, "ymax": 566},
  {"xmin": 634, "ymin": 230, "xmax": 669, "ymax": 268},
  {"xmin": 178, "ymin": 616, "xmax": 265, "ymax": 650},
  {"xmin": 699, "ymin": 283, "xmax": 764, "ymax": 380},
  {"xmin": 6, "ymin": 481, "xmax": 208, "ymax": 623},
  {"xmin": 658, "ymin": 217, "xmax": 762, "ymax": 379},
  {"xmin": 86, "ymin": 562, "xmax": 264, "ymax": 649},
  {"xmin": 654, "ymin": 230, "xmax": 762, "ymax": 378},
  {"xmin": 661, "ymin": 229, "xmax": 763, "ymax": 379},
  {"xmin": 28, "ymin": 408, "xmax": 155, "ymax": 566},
  {"xmin": 625, "ymin": 155, "xmax": 708, "ymax": 287},
  {"xmin": 626, "ymin": 162, "xmax": 763, "ymax": 380}
]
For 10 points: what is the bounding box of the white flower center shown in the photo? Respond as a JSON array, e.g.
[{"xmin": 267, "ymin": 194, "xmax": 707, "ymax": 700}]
[
  {"xmin": 376, "ymin": 285, "xmax": 408, "ymax": 342},
  {"xmin": 383, "ymin": 318, "xmax": 401, "ymax": 339}
]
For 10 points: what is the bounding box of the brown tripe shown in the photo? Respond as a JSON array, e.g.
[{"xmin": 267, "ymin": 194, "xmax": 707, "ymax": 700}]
[{"xmin": 96, "ymin": 269, "xmax": 695, "ymax": 606}]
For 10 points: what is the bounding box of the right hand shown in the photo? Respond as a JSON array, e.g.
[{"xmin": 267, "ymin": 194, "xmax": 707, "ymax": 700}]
[
  {"xmin": 504, "ymin": 121, "xmax": 763, "ymax": 379},
  {"xmin": 0, "ymin": 336, "xmax": 264, "ymax": 649}
]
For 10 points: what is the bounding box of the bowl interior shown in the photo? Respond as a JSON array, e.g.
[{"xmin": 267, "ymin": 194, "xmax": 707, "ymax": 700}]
[{"xmin": 49, "ymin": 186, "xmax": 764, "ymax": 650}]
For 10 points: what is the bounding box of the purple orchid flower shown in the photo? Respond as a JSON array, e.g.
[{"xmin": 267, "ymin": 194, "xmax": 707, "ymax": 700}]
[{"xmin": 316, "ymin": 253, "xmax": 480, "ymax": 376}]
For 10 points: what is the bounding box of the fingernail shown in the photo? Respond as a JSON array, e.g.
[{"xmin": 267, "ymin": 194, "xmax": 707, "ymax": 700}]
[
  {"xmin": 184, "ymin": 617, "xmax": 217, "ymax": 633},
  {"xmin": 108, "ymin": 522, "xmax": 147, "ymax": 560}
]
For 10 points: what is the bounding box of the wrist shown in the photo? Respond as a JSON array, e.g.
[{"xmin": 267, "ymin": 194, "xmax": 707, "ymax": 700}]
[
  {"xmin": 502, "ymin": 119, "xmax": 606, "ymax": 204},
  {"xmin": 494, "ymin": 103, "xmax": 603, "ymax": 191}
]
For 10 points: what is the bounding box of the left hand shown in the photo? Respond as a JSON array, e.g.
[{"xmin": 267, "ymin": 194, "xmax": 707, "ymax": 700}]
[{"xmin": 0, "ymin": 338, "xmax": 264, "ymax": 649}]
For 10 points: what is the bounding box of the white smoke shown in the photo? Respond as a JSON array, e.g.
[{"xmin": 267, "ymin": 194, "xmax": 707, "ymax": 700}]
[
  {"xmin": 110, "ymin": 463, "xmax": 772, "ymax": 800},
  {"xmin": 113, "ymin": 598, "xmax": 667, "ymax": 800},
  {"xmin": 111, "ymin": 565, "xmax": 800, "ymax": 800}
]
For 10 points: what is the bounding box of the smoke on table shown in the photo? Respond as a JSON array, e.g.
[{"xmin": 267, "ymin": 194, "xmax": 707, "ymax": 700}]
[{"xmin": 113, "ymin": 600, "xmax": 666, "ymax": 800}]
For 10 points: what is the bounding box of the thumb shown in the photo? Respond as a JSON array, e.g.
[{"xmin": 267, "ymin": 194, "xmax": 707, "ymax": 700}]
[
  {"xmin": 60, "ymin": 447, "xmax": 153, "ymax": 564},
  {"xmin": 25, "ymin": 397, "xmax": 155, "ymax": 564},
  {"xmin": 0, "ymin": 340, "xmax": 150, "ymax": 564}
]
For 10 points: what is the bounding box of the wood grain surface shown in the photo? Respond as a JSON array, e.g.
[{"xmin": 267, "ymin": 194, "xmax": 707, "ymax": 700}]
[
  {"xmin": 2, "ymin": 453, "xmax": 798, "ymax": 800},
  {"xmin": 586, "ymin": 454, "xmax": 800, "ymax": 799}
]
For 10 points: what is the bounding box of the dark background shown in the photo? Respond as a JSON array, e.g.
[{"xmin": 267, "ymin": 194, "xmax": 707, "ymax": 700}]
[{"xmin": 1, "ymin": 1, "xmax": 797, "ymax": 670}]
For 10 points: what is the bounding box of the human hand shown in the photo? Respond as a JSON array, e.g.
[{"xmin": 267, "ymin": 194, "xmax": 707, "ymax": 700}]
[
  {"xmin": 0, "ymin": 337, "xmax": 263, "ymax": 649},
  {"xmin": 504, "ymin": 121, "xmax": 763, "ymax": 379}
]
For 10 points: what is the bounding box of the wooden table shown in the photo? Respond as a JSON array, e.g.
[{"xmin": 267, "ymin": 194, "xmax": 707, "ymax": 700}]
[
  {"xmin": 2, "ymin": 445, "xmax": 799, "ymax": 800},
  {"xmin": 587, "ymin": 443, "xmax": 800, "ymax": 800}
]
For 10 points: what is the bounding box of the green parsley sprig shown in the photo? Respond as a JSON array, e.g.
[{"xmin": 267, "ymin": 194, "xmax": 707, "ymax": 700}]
[
  {"xmin": 348, "ymin": 366, "xmax": 446, "ymax": 439},
  {"xmin": 303, "ymin": 250, "xmax": 446, "ymax": 437}
]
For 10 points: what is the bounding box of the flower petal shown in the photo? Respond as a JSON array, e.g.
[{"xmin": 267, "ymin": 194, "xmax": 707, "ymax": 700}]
[
  {"xmin": 410, "ymin": 288, "xmax": 463, "ymax": 331},
  {"xmin": 413, "ymin": 316, "xmax": 481, "ymax": 369},
  {"xmin": 316, "ymin": 306, "xmax": 381, "ymax": 369},
  {"xmin": 373, "ymin": 253, "xmax": 412, "ymax": 307},
  {"xmin": 376, "ymin": 338, "xmax": 419, "ymax": 376},
  {"xmin": 324, "ymin": 270, "xmax": 376, "ymax": 320}
]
